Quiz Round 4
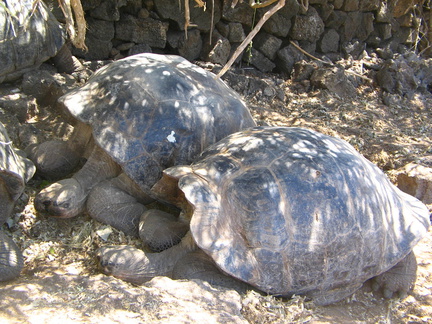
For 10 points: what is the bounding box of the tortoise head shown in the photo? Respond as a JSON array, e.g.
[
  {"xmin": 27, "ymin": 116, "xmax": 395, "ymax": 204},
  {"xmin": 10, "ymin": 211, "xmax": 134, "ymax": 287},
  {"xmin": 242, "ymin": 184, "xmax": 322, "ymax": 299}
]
[{"xmin": 34, "ymin": 178, "xmax": 86, "ymax": 218}]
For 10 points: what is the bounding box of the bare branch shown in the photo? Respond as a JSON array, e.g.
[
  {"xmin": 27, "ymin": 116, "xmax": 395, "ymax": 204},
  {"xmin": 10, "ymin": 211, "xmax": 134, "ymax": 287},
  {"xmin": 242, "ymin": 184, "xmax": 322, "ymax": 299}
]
[{"xmin": 217, "ymin": 0, "xmax": 286, "ymax": 78}]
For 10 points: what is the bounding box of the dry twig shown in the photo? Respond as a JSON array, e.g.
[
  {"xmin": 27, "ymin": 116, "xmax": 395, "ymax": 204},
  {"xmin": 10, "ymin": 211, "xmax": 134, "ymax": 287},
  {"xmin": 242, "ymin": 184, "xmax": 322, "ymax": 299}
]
[
  {"xmin": 289, "ymin": 40, "xmax": 373, "ymax": 82},
  {"xmin": 217, "ymin": 0, "xmax": 286, "ymax": 78},
  {"xmin": 58, "ymin": 0, "xmax": 87, "ymax": 50}
]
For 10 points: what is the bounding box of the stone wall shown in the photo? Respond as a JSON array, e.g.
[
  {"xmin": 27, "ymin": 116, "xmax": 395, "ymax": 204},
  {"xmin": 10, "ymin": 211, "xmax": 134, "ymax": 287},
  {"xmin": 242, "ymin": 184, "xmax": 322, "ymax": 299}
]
[{"xmin": 68, "ymin": 0, "xmax": 426, "ymax": 75}]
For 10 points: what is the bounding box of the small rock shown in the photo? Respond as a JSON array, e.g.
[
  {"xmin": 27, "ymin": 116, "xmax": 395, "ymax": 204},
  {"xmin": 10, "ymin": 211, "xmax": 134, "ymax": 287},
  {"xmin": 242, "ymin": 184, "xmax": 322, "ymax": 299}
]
[
  {"xmin": 96, "ymin": 226, "xmax": 113, "ymax": 241},
  {"xmin": 116, "ymin": 15, "xmax": 169, "ymax": 48},
  {"xmin": 228, "ymin": 22, "xmax": 246, "ymax": 43},
  {"xmin": 253, "ymin": 32, "xmax": 282, "ymax": 61},
  {"xmin": 138, "ymin": 8, "xmax": 150, "ymax": 19},
  {"xmin": 293, "ymin": 60, "xmax": 319, "ymax": 82},
  {"xmin": 110, "ymin": 47, "xmax": 120, "ymax": 57},
  {"xmin": 178, "ymin": 29, "xmax": 203, "ymax": 61},
  {"xmin": 155, "ymin": 0, "xmax": 221, "ymax": 32},
  {"xmin": 319, "ymin": 29, "xmax": 340, "ymax": 53},
  {"xmin": 117, "ymin": 42, "xmax": 135, "ymax": 51},
  {"xmin": 376, "ymin": 0, "xmax": 392, "ymax": 22},
  {"xmin": 333, "ymin": 0, "xmax": 344, "ymax": 9},
  {"xmin": 325, "ymin": 10, "xmax": 347, "ymax": 29},
  {"xmin": 0, "ymin": 92, "xmax": 35, "ymax": 123},
  {"xmin": 376, "ymin": 23, "xmax": 392, "ymax": 41},
  {"xmin": 89, "ymin": 0, "xmax": 122, "ymax": 21},
  {"xmin": 376, "ymin": 56, "xmax": 418, "ymax": 95},
  {"xmin": 216, "ymin": 21, "xmax": 230, "ymax": 38},
  {"xmin": 342, "ymin": 0, "xmax": 359, "ymax": 11},
  {"xmin": 276, "ymin": 43, "xmax": 306, "ymax": 76},
  {"xmin": 397, "ymin": 163, "xmax": 432, "ymax": 205},
  {"xmin": 18, "ymin": 124, "xmax": 45, "ymax": 148},
  {"xmin": 244, "ymin": 48, "xmax": 276, "ymax": 73},
  {"xmin": 359, "ymin": 0, "xmax": 380, "ymax": 11},
  {"xmin": 257, "ymin": 0, "xmax": 299, "ymax": 37},
  {"xmin": 128, "ymin": 44, "xmax": 152, "ymax": 56},
  {"xmin": 73, "ymin": 17, "xmax": 114, "ymax": 60},
  {"xmin": 290, "ymin": 6, "xmax": 325, "ymax": 42},
  {"xmin": 342, "ymin": 40, "xmax": 365, "ymax": 59},
  {"xmin": 201, "ymin": 31, "xmax": 231, "ymax": 65},
  {"xmin": 222, "ymin": 1, "xmax": 254, "ymax": 26},
  {"xmin": 310, "ymin": 66, "xmax": 357, "ymax": 98},
  {"xmin": 21, "ymin": 70, "xmax": 58, "ymax": 102},
  {"xmin": 342, "ymin": 11, "xmax": 374, "ymax": 42}
]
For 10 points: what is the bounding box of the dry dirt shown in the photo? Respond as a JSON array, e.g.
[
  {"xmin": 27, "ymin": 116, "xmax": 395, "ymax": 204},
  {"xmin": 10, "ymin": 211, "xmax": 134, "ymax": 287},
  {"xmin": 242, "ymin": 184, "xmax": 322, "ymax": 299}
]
[{"xmin": 0, "ymin": 59, "xmax": 431, "ymax": 323}]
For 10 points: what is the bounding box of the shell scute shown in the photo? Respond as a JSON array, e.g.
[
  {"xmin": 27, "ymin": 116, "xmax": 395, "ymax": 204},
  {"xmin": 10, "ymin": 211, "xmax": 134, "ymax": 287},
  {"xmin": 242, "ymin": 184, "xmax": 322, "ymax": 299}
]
[{"xmin": 226, "ymin": 168, "xmax": 289, "ymax": 250}]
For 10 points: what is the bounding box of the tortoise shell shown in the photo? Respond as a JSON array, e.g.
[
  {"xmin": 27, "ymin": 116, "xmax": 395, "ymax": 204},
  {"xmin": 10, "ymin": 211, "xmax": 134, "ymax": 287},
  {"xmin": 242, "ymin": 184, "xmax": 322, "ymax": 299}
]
[
  {"xmin": 0, "ymin": 0, "xmax": 64, "ymax": 83},
  {"xmin": 157, "ymin": 126, "xmax": 430, "ymax": 299},
  {"xmin": 59, "ymin": 53, "xmax": 256, "ymax": 193},
  {"xmin": 0, "ymin": 121, "xmax": 35, "ymax": 281},
  {"xmin": 0, "ymin": 121, "xmax": 35, "ymax": 224}
]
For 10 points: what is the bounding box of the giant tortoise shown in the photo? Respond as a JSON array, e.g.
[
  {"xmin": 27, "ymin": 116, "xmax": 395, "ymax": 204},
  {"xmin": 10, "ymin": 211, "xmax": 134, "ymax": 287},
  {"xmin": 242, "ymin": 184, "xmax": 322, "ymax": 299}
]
[
  {"xmin": 97, "ymin": 126, "xmax": 430, "ymax": 305},
  {"xmin": 0, "ymin": 122, "xmax": 35, "ymax": 281},
  {"xmin": 31, "ymin": 53, "xmax": 256, "ymax": 236},
  {"xmin": 0, "ymin": 0, "xmax": 82, "ymax": 83}
]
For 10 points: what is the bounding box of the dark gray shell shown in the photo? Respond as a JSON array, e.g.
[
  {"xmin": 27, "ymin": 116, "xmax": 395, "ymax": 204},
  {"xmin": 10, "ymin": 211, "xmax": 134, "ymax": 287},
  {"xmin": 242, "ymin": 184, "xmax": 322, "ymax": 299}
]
[
  {"xmin": 0, "ymin": 122, "xmax": 35, "ymax": 224},
  {"xmin": 0, "ymin": 0, "xmax": 64, "ymax": 83},
  {"xmin": 0, "ymin": 122, "xmax": 34, "ymax": 281},
  {"xmin": 162, "ymin": 126, "xmax": 430, "ymax": 298},
  {"xmin": 59, "ymin": 53, "xmax": 256, "ymax": 193}
]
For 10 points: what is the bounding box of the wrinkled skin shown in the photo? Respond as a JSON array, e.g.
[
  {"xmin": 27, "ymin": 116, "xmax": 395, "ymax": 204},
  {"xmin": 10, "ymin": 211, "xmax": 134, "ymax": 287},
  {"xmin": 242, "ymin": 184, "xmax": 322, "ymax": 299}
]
[{"xmin": 34, "ymin": 179, "xmax": 87, "ymax": 217}]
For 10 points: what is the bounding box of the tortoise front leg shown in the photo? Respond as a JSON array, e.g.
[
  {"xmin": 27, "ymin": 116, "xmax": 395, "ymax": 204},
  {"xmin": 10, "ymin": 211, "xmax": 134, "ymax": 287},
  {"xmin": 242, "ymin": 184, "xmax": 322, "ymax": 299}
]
[
  {"xmin": 87, "ymin": 173, "xmax": 153, "ymax": 237},
  {"xmin": 34, "ymin": 143, "xmax": 121, "ymax": 218}
]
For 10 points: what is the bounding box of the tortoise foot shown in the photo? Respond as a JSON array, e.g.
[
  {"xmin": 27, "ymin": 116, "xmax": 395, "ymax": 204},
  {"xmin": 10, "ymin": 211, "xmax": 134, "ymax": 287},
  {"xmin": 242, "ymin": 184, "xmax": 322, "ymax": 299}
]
[
  {"xmin": 139, "ymin": 209, "xmax": 189, "ymax": 252},
  {"xmin": 371, "ymin": 251, "xmax": 417, "ymax": 299},
  {"xmin": 97, "ymin": 245, "xmax": 154, "ymax": 285}
]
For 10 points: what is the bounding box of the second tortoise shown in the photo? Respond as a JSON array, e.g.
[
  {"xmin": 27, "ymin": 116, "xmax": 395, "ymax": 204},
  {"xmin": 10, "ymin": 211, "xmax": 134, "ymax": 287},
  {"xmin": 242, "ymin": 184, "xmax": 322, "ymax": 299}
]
[{"xmin": 31, "ymin": 53, "xmax": 256, "ymax": 236}]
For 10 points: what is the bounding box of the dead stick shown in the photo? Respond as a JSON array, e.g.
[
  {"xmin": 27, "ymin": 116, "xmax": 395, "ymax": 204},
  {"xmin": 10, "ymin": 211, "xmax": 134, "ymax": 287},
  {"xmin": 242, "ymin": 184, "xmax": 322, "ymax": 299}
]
[
  {"xmin": 216, "ymin": 0, "xmax": 286, "ymax": 78},
  {"xmin": 289, "ymin": 40, "xmax": 331, "ymax": 65}
]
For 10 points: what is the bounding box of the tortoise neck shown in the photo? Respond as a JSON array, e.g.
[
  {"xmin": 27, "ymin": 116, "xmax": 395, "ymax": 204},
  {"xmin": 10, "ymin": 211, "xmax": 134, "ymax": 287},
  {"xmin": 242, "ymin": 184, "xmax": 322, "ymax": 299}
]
[
  {"xmin": 66, "ymin": 122, "xmax": 93, "ymax": 153},
  {"xmin": 72, "ymin": 144, "xmax": 121, "ymax": 192}
]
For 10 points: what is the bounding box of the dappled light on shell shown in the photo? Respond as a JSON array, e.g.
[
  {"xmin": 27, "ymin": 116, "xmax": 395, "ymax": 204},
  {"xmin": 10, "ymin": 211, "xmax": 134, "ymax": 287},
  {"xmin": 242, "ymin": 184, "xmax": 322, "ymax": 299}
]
[
  {"xmin": 54, "ymin": 53, "xmax": 255, "ymax": 196},
  {"xmin": 174, "ymin": 126, "xmax": 430, "ymax": 300},
  {"xmin": 242, "ymin": 137, "xmax": 265, "ymax": 152}
]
